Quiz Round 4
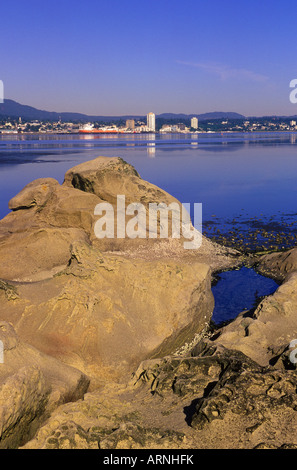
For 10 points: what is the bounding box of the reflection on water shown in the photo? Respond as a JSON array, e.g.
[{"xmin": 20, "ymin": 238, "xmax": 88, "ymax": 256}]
[
  {"xmin": 1, "ymin": 131, "xmax": 297, "ymax": 150},
  {"xmin": 146, "ymin": 134, "xmax": 156, "ymax": 157},
  {"xmin": 147, "ymin": 144, "xmax": 156, "ymax": 158}
]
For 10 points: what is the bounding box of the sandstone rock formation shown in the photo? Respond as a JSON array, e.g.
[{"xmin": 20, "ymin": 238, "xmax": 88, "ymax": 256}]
[
  {"xmin": 0, "ymin": 157, "xmax": 238, "ymax": 283},
  {"xmin": 1, "ymin": 156, "xmax": 296, "ymax": 449},
  {"xmin": 0, "ymin": 246, "xmax": 215, "ymax": 386},
  {"xmin": 23, "ymin": 341, "xmax": 297, "ymax": 449},
  {"xmin": 21, "ymin": 244, "xmax": 297, "ymax": 450},
  {"xmin": 0, "ymin": 157, "xmax": 238, "ymax": 389},
  {"xmin": 256, "ymin": 246, "xmax": 297, "ymax": 281},
  {"xmin": 0, "ymin": 321, "xmax": 89, "ymax": 448}
]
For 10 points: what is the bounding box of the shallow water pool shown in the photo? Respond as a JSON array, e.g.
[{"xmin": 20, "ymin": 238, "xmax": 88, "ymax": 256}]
[{"xmin": 211, "ymin": 266, "xmax": 279, "ymax": 325}]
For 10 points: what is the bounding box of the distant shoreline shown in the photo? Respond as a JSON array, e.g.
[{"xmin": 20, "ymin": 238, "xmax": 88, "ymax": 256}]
[{"xmin": 1, "ymin": 130, "xmax": 297, "ymax": 136}]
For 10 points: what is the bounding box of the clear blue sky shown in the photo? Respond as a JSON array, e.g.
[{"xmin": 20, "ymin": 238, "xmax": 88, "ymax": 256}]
[{"xmin": 1, "ymin": 0, "xmax": 296, "ymax": 116}]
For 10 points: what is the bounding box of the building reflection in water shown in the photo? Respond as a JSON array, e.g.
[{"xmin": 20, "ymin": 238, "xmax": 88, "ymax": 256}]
[
  {"xmin": 147, "ymin": 143, "xmax": 156, "ymax": 157},
  {"xmin": 147, "ymin": 134, "xmax": 156, "ymax": 157},
  {"xmin": 191, "ymin": 134, "xmax": 198, "ymax": 147}
]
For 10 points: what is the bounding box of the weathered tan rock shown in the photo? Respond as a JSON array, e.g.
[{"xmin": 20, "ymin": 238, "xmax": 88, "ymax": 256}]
[
  {"xmin": 1, "ymin": 156, "xmax": 292, "ymax": 450},
  {"xmin": 0, "ymin": 227, "xmax": 90, "ymax": 282},
  {"xmin": 0, "ymin": 157, "xmax": 237, "ymax": 386},
  {"xmin": 256, "ymin": 247, "xmax": 297, "ymax": 281},
  {"xmin": 0, "ymin": 365, "xmax": 49, "ymax": 449},
  {"xmin": 0, "ymin": 157, "xmax": 237, "ymax": 282},
  {"xmin": 0, "ymin": 176, "xmax": 101, "ymax": 282},
  {"xmin": 0, "ymin": 156, "xmax": 241, "ymax": 449},
  {"xmin": 63, "ymin": 156, "xmax": 189, "ymax": 249},
  {"xmin": 23, "ymin": 345, "xmax": 297, "ymax": 450},
  {"xmin": 0, "ymin": 321, "xmax": 89, "ymax": 448},
  {"xmin": 0, "ymin": 242, "xmax": 214, "ymax": 386},
  {"xmin": 63, "ymin": 157, "xmax": 174, "ymax": 206},
  {"xmin": 8, "ymin": 178, "xmax": 60, "ymax": 211}
]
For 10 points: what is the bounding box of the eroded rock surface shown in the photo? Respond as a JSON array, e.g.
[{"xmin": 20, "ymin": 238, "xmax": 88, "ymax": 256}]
[
  {"xmin": 0, "ymin": 157, "xmax": 238, "ymax": 387},
  {"xmin": 23, "ymin": 342, "xmax": 297, "ymax": 449},
  {"xmin": 0, "ymin": 156, "xmax": 250, "ymax": 448},
  {"xmin": 0, "ymin": 245, "xmax": 214, "ymax": 385},
  {"xmin": 0, "ymin": 322, "xmax": 89, "ymax": 448}
]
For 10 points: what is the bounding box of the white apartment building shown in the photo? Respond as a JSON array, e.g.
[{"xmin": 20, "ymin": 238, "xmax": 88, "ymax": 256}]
[
  {"xmin": 147, "ymin": 112, "xmax": 156, "ymax": 131},
  {"xmin": 191, "ymin": 117, "xmax": 198, "ymax": 129}
]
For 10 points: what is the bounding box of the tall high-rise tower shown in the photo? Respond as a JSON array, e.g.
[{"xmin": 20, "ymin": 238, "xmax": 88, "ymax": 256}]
[
  {"xmin": 147, "ymin": 112, "xmax": 155, "ymax": 131},
  {"xmin": 191, "ymin": 117, "xmax": 198, "ymax": 129}
]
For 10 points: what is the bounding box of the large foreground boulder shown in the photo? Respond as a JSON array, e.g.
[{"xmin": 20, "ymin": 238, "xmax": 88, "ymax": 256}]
[
  {"xmin": 0, "ymin": 156, "xmax": 237, "ymax": 282},
  {"xmin": 0, "ymin": 157, "xmax": 237, "ymax": 386}
]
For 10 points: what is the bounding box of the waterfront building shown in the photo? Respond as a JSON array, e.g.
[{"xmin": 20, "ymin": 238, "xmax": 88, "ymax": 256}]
[
  {"xmin": 191, "ymin": 117, "xmax": 198, "ymax": 129},
  {"xmin": 126, "ymin": 119, "xmax": 135, "ymax": 130},
  {"xmin": 147, "ymin": 112, "xmax": 155, "ymax": 131}
]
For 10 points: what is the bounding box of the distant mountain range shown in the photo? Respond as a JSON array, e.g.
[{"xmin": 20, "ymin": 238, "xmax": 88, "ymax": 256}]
[
  {"xmin": 0, "ymin": 99, "xmax": 246, "ymax": 122},
  {"xmin": 1, "ymin": 99, "xmax": 297, "ymax": 123},
  {"xmin": 157, "ymin": 112, "xmax": 245, "ymax": 120}
]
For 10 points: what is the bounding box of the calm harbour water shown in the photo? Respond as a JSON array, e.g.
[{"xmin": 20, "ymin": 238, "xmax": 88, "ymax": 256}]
[{"xmin": 0, "ymin": 131, "xmax": 295, "ymax": 323}]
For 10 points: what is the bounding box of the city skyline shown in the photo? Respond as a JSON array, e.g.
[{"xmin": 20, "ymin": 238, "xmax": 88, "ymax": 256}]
[{"xmin": 1, "ymin": 0, "xmax": 297, "ymax": 116}]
